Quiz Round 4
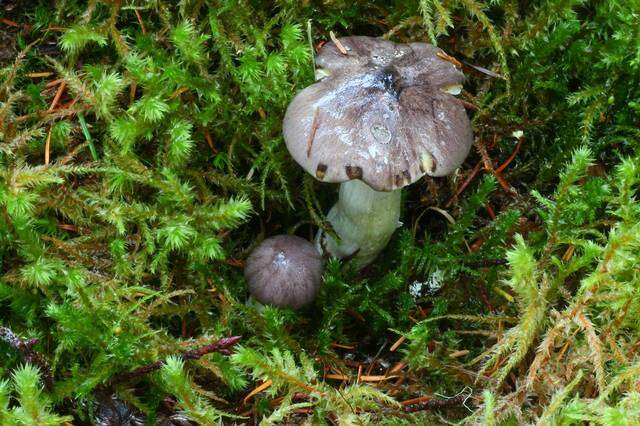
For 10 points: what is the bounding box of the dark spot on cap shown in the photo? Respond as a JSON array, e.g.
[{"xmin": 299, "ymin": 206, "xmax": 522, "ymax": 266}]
[
  {"xmin": 379, "ymin": 66, "xmax": 402, "ymax": 99},
  {"xmin": 345, "ymin": 165, "xmax": 363, "ymax": 180},
  {"xmin": 316, "ymin": 163, "xmax": 328, "ymax": 179}
]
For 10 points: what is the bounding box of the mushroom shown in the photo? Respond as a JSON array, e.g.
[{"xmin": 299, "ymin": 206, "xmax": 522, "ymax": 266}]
[
  {"xmin": 244, "ymin": 235, "xmax": 324, "ymax": 309},
  {"xmin": 283, "ymin": 36, "xmax": 473, "ymax": 268}
]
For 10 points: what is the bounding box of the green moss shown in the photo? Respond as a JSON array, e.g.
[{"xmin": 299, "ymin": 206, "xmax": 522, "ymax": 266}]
[{"xmin": 0, "ymin": 0, "xmax": 639, "ymax": 423}]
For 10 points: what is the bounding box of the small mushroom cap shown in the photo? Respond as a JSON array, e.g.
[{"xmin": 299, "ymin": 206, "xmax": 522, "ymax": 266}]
[
  {"xmin": 244, "ymin": 235, "xmax": 324, "ymax": 309},
  {"xmin": 283, "ymin": 36, "xmax": 473, "ymax": 192}
]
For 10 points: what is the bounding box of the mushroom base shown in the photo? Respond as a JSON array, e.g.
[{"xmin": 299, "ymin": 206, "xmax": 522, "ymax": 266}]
[{"xmin": 316, "ymin": 179, "xmax": 401, "ymax": 268}]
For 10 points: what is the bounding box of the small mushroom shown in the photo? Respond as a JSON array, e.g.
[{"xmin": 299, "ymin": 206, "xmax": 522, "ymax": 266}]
[
  {"xmin": 283, "ymin": 36, "xmax": 473, "ymax": 268},
  {"xmin": 244, "ymin": 235, "xmax": 324, "ymax": 309}
]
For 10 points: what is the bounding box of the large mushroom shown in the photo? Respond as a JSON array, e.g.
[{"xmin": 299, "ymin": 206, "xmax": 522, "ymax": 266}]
[{"xmin": 283, "ymin": 36, "xmax": 473, "ymax": 268}]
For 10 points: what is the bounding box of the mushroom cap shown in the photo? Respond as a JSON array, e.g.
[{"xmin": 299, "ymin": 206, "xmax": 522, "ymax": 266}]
[
  {"xmin": 244, "ymin": 235, "xmax": 324, "ymax": 309},
  {"xmin": 283, "ymin": 36, "xmax": 473, "ymax": 192}
]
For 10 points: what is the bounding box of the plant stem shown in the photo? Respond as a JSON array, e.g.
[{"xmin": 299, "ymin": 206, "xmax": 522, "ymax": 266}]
[{"xmin": 316, "ymin": 179, "xmax": 401, "ymax": 268}]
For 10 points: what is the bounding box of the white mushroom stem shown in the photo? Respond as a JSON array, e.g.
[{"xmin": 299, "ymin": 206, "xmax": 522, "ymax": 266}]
[{"xmin": 316, "ymin": 179, "xmax": 401, "ymax": 269}]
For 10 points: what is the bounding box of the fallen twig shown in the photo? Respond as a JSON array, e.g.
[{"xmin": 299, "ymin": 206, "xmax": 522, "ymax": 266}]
[
  {"xmin": 0, "ymin": 326, "xmax": 54, "ymax": 389},
  {"xmin": 403, "ymin": 393, "xmax": 469, "ymax": 412},
  {"xmin": 111, "ymin": 336, "xmax": 241, "ymax": 383},
  {"xmin": 446, "ymin": 160, "xmax": 482, "ymax": 207},
  {"xmin": 476, "ymin": 139, "xmax": 515, "ymax": 194}
]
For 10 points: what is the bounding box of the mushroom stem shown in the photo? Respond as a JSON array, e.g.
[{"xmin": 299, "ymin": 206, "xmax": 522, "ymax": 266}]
[{"xmin": 316, "ymin": 179, "xmax": 401, "ymax": 268}]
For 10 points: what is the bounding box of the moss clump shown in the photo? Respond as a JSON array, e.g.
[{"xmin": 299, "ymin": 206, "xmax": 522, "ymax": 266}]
[{"xmin": 1, "ymin": 1, "xmax": 639, "ymax": 423}]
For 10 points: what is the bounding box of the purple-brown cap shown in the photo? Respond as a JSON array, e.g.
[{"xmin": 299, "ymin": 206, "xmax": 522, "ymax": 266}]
[
  {"xmin": 283, "ymin": 36, "xmax": 473, "ymax": 192},
  {"xmin": 244, "ymin": 235, "xmax": 324, "ymax": 309}
]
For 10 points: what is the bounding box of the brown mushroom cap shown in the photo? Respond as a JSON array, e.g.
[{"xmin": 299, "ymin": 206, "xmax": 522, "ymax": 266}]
[
  {"xmin": 244, "ymin": 235, "xmax": 324, "ymax": 309},
  {"xmin": 283, "ymin": 36, "xmax": 473, "ymax": 192}
]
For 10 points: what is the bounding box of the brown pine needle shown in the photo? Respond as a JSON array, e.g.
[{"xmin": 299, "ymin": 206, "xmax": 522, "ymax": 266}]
[
  {"xmin": 48, "ymin": 81, "xmax": 66, "ymax": 111},
  {"xmin": 204, "ymin": 129, "xmax": 218, "ymax": 154},
  {"xmin": 0, "ymin": 18, "xmax": 19, "ymax": 27},
  {"xmin": 458, "ymin": 98, "xmax": 479, "ymax": 110},
  {"xmin": 330, "ymin": 342, "xmax": 355, "ymax": 350},
  {"xmin": 446, "ymin": 160, "xmax": 483, "ymax": 207},
  {"xmin": 401, "ymin": 395, "xmax": 433, "ymax": 406},
  {"xmin": 495, "ymin": 137, "xmax": 524, "ymax": 173},
  {"xmin": 436, "ymin": 51, "xmax": 462, "ymax": 68},
  {"xmin": 562, "ymin": 245, "xmax": 575, "ymax": 262},
  {"xmin": 243, "ymin": 379, "xmax": 272, "ymax": 404},
  {"xmin": 485, "ymin": 202, "xmax": 496, "ymax": 220},
  {"xmin": 27, "ymin": 72, "xmax": 53, "ymax": 78},
  {"xmin": 129, "ymin": 81, "xmax": 137, "ymax": 105},
  {"xmin": 477, "ymin": 140, "xmax": 515, "ymax": 194},
  {"xmin": 449, "ymin": 349, "xmax": 470, "ymax": 358},
  {"xmin": 389, "ymin": 335, "xmax": 406, "ymax": 352},
  {"xmin": 45, "ymin": 78, "xmax": 64, "ymax": 88},
  {"xmin": 169, "ymin": 87, "xmax": 188, "ymax": 99},
  {"xmin": 134, "ymin": 9, "xmax": 147, "ymax": 34},
  {"xmin": 389, "ymin": 362, "xmax": 406, "ymax": 375},
  {"xmin": 325, "ymin": 373, "xmax": 348, "ymax": 381},
  {"xmin": 44, "ymin": 127, "xmax": 52, "ymax": 165},
  {"xmin": 329, "ymin": 31, "xmax": 347, "ymax": 54},
  {"xmin": 361, "ymin": 374, "xmax": 398, "ymax": 382}
]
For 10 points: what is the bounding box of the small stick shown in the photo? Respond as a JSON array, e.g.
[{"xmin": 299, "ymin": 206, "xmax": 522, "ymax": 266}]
[
  {"xmin": 458, "ymin": 98, "xmax": 479, "ymax": 110},
  {"xmin": 389, "ymin": 335, "xmax": 406, "ymax": 352},
  {"xmin": 325, "ymin": 373, "xmax": 348, "ymax": 381},
  {"xmin": 27, "ymin": 72, "xmax": 53, "ymax": 78},
  {"xmin": 330, "ymin": 342, "xmax": 355, "ymax": 350},
  {"xmin": 243, "ymin": 379, "xmax": 272, "ymax": 404},
  {"xmin": 449, "ymin": 349, "xmax": 470, "ymax": 358},
  {"xmin": 48, "ymin": 81, "xmax": 66, "ymax": 111},
  {"xmin": 111, "ymin": 336, "xmax": 241, "ymax": 383},
  {"xmin": 129, "ymin": 81, "xmax": 137, "ymax": 104},
  {"xmin": 134, "ymin": 9, "xmax": 146, "ymax": 34},
  {"xmin": 44, "ymin": 127, "xmax": 52, "ymax": 165},
  {"xmin": 495, "ymin": 137, "xmax": 524, "ymax": 173},
  {"xmin": 55, "ymin": 97, "xmax": 79, "ymax": 113},
  {"xmin": 329, "ymin": 31, "xmax": 347, "ymax": 54},
  {"xmin": 436, "ymin": 51, "xmax": 462, "ymax": 68},
  {"xmin": 403, "ymin": 394, "xmax": 467, "ymax": 412},
  {"xmin": 0, "ymin": 18, "xmax": 20, "ymax": 27},
  {"xmin": 401, "ymin": 395, "xmax": 432, "ymax": 406},
  {"xmin": 45, "ymin": 78, "xmax": 64, "ymax": 88},
  {"xmin": 359, "ymin": 374, "xmax": 398, "ymax": 382},
  {"xmin": 0, "ymin": 326, "xmax": 54, "ymax": 389},
  {"xmin": 169, "ymin": 87, "xmax": 188, "ymax": 99},
  {"xmin": 476, "ymin": 140, "xmax": 514, "ymax": 194},
  {"xmin": 204, "ymin": 129, "xmax": 218, "ymax": 154},
  {"xmin": 389, "ymin": 362, "xmax": 406, "ymax": 375},
  {"xmin": 485, "ymin": 202, "xmax": 496, "ymax": 220},
  {"xmin": 445, "ymin": 160, "xmax": 482, "ymax": 207}
]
